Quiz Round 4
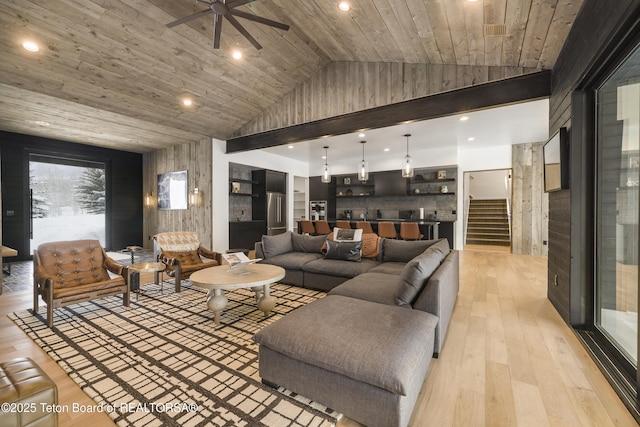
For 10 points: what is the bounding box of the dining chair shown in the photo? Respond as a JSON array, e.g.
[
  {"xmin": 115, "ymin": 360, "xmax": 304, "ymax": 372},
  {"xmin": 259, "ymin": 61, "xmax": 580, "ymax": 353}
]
[
  {"xmin": 314, "ymin": 220, "xmax": 332, "ymax": 235},
  {"xmin": 377, "ymin": 222, "xmax": 398, "ymax": 239},
  {"xmin": 400, "ymin": 222, "xmax": 424, "ymax": 240},
  {"xmin": 300, "ymin": 220, "xmax": 315, "ymax": 235},
  {"xmin": 335, "ymin": 220, "xmax": 352, "ymax": 229},
  {"xmin": 355, "ymin": 221, "xmax": 375, "ymax": 234}
]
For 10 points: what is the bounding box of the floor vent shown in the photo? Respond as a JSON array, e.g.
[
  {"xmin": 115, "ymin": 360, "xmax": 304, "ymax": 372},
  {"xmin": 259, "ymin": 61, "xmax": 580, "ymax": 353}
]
[{"xmin": 484, "ymin": 24, "xmax": 507, "ymax": 36}]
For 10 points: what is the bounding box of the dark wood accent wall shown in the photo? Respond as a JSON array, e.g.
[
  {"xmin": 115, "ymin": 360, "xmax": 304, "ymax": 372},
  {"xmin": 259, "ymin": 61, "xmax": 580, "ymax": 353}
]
[
  {"xmin": 548, "ymin": 0, "xmax": 640, "ymax": 325},
  {"xmin": 0, "ymin": 131, "xmax": 142, "ymax": 259},
  {"xmin": 227, "ymin": 71, "xmax": 551, "ymax": 153}
]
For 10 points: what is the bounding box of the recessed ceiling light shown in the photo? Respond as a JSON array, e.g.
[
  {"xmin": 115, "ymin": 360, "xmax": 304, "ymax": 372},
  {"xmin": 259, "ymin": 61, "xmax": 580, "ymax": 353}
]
[
  {"xmin": 358, "ymin": 133, "xmax": 366, "ymax": 138},
  {"xmin": 232, "ymin": 50, "xmax": 242, "ymax": 60},
  {"xmin": 466, "ymin": 0, "xmax": 479, "ymax": 3},
  {"xmin": 338, "ymin": 2, "xmax": 350, "ymax": 12},
  {"xmin": 182, "ymin": 98, "xmax": 193, "ymax": 107},
  {"xmin": 35, "ymin": 121, "xmax": 50, "ymax": 126},
  {"xmin": 384, "ymin": 148, "xmax": 390, "ymax": 152},
  {"xmin": 22, "ymin": 41, "xmax": 40, "ymax": 52},
  {"xmin": 288, "ymin": 145, "xmax": 294, "ymax": 149},
  {"xmin": 467, "ymin": 137, "xmax": 475, "ymax": 141},
  {"xmin": 459, "ymin": 116, "xmax": 469, "ymax": 121}
]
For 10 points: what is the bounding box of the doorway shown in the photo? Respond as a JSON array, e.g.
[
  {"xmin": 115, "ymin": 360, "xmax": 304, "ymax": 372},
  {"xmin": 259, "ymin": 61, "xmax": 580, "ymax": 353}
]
[
  {"xmin": 29, "ymin": 154, "xmax": 106, "ymax": 253},
  {"xmin": 463, "ymin": 169, "xmax": 512, "ymax": 250}
]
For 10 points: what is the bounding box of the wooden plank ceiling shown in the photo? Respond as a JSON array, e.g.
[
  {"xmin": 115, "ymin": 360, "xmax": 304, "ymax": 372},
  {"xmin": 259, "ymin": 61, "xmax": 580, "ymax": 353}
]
[{"xmin": 0, "ymin": 0, "xmax": 583, "ymax": 153}]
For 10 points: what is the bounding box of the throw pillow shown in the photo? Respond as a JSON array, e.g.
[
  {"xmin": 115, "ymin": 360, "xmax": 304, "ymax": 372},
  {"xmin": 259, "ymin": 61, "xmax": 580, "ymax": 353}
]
[
  {"xmin": 382, "ymin": 239, "xmax": 440, "ymax": 263},
  {"xmin": 395, "ymin": 239, "xmax": 451, "ymax": 306},
  {"xmin": 324, "ymin": 240, "xmax": 362, "ymax": 262},
  {"xmin": 291, "ymin": 233, "xmax": 327, "ymax": 253},
  {"xmin": 361, "ymin": 233, "xmax": 381, "ymax": 259},
  {"xmin": 333, "ymin": 227, "xmax": 363, "ymax": 242},
  {"xmin": 261, "ymin": 231, "xmax": 293, "ymax": 259}
]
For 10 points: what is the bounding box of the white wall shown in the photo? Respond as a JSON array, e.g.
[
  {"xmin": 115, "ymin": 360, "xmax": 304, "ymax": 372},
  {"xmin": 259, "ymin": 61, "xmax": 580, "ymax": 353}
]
[
  {"xmin": 211, "ymin": 139, "xmax": 310, "ymax": 252},
  {"xmin": 467, "ymin": 169, "xmax": 511, "ymax": 200}
]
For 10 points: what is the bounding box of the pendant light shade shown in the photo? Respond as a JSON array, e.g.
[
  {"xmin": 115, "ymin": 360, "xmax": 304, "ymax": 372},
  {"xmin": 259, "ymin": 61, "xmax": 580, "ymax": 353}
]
[
  {"xmin": 402, "ymin": 133, "xmax": 414, "ymax": 178},
  {"xmin": 321, "ymin": 146, "xmax": 331, "ymax": 183},
  {"xmin": 358, "ymin": 141, "xmax": 369, "ymax": 183}
]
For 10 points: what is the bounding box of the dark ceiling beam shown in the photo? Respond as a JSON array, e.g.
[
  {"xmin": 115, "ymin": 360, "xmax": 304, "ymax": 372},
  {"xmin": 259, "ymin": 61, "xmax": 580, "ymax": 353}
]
[{"xmin": 226, "ymin": 70, "xmax": 551, "ymax": 153}]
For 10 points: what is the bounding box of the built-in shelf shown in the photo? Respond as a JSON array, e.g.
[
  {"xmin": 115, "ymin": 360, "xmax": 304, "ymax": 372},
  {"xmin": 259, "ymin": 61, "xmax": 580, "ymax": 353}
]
[
  {"xmin": 229, "ymin": 178, "xmax": 258, "ymax": 184},
  {"xmin": 229, "ymin": 192, "xmax": 258, "ymax": 197}
]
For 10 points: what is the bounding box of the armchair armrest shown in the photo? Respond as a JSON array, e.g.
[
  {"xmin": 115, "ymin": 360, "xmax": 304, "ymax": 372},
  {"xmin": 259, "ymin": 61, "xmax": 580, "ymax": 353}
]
[
  {"xmin": 104, "ymin": 256, "xmax": 126, "ymax": 276},
  {"xmin": 198, "ymin": 246, "xmax": 221, "ymax": 264},
  {"xmin": 34, "ymin": 265, "xmax": 54, "ymax": 290}
]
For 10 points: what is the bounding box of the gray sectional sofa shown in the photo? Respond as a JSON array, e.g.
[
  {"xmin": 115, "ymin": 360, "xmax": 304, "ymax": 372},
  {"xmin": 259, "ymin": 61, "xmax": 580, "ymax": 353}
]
[{"xmin": 253, "ymin": 231, "xmax": 459, "ymax": 427}]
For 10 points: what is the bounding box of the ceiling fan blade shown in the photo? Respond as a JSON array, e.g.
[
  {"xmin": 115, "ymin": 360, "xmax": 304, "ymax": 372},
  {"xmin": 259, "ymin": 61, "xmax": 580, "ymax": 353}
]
[
  {"xmin": 227, "ymin": 0, "xmax": 256, "ymax": 8},
  {"xmin": 166, "ymin": 9, "xmax": 213, "ymax": 28},
  {"xmin": 225, "ymin": 14, "xmax": 262, "ymax": 50},
  {"xmin": 213, "ymin": 14, "xmax": 222, "ymax": 49},
  {"xmin": 229, "ymin": 9, "xmax": 290, "ymax": 31}
]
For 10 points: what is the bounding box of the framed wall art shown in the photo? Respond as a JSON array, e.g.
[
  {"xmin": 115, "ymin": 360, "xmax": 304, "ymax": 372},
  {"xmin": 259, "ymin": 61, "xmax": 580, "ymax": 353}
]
[{"xmin": 157, "ymin": 170, "xmax": 188, "ymax": 210}]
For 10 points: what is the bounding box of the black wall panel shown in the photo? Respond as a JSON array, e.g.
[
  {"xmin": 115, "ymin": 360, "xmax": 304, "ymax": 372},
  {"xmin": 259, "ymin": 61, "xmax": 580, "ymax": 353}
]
[{"xmin": 0, "ymin": 131, "xmax": 142, "ymax": 259}]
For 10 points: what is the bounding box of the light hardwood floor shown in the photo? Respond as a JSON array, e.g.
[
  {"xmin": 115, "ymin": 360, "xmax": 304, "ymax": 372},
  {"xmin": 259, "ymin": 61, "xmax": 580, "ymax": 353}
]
[{"xmin": 1, "ymin": 249, "xmax": 637, "ymax": 427}]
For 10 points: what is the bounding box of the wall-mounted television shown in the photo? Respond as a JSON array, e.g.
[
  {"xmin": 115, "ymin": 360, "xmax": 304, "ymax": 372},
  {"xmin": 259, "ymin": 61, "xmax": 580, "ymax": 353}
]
[{"xmin": 543, "ymin": 127, "xmax": 569, "ymax": 192}]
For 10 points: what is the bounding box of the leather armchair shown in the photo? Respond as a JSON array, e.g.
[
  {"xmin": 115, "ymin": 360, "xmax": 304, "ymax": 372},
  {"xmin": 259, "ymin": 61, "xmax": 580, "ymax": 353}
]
[
  {"xmin": 33, "ymin": 240, "xmax": 129, "ymax": 327},
  {"xmin": 154, "ymin": 232, "xmax": 221, "ymax": 292}
]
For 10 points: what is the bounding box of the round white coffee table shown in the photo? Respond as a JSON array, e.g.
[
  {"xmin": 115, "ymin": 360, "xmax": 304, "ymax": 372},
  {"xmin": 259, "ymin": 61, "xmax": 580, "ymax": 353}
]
[{"xmin": 189, "ymin": 263, "xmax": 285, "ymax": 325}]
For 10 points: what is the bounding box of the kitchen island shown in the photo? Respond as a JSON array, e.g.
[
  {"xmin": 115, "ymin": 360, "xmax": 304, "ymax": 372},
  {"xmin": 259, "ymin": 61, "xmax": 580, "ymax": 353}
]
[{"xmin": 297, "ymin": 219, "xmax": 453, "ymax": 248}]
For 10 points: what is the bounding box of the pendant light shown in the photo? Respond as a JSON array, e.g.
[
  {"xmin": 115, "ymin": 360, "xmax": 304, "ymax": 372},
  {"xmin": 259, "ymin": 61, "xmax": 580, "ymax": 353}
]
[
  {"xmin": 358, "ymin": 141, "xmax": 369, "ymax": 183},
  {"xmin": 402, "ymin": 133, "xmax": 414, "ymax": 178},
  {"xmin": 321, "ymin": 146, "xmax": 331, "ymax": 183}
]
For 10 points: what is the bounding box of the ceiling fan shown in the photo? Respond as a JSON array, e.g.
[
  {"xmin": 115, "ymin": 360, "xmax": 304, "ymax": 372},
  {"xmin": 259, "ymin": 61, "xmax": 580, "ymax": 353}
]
[{"xmin": 166, "ymin": 0, "xmax": 290, "ymax": 50}]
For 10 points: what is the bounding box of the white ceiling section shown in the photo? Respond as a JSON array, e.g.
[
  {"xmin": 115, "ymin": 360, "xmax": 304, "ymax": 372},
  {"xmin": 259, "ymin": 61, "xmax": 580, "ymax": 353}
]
[{"xmin": 261, "ymin": 98, "xmax": 550, "ymax": 169}]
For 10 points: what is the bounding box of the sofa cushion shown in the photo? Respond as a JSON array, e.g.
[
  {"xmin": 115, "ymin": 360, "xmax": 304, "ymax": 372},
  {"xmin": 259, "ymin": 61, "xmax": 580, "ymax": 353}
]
[
  {"xmin": 381, "ymin": 239, "xmax": 441, "ymax": 263},
  {"xmin": 333, "ymin": 227, "xmax": 363, "ymax": 241},
  {"xmin": 291, "ymin": 233, "xmax": 326, "ymax": 253},
  {"xmin": 261, "ymin": 252, "xmax": 322, "ymax": 270},
  {"xmin": 324, "ymin": 240, "xmax": 362, "ymax": 262},
  {"xmin": 262, "ymin": 231, "xmax": 293, "ymax": 259},
  {"xmin": 395, "ymin": 238, "xmax": 451, "ymax": 306},
  {"xmin": 302, "ymin": 257, "xmax": 379, "ymax": 278},
  {"xmin": 369, "ymin": 262, "xmax": 406, "ymax": 276},
  {"xmin": 253, "ymin": 295, "xmax": 438, "ymax": 396},
  {"xmin": 329, "ymin": 272, "xmax": 407, "ymax": 307}
]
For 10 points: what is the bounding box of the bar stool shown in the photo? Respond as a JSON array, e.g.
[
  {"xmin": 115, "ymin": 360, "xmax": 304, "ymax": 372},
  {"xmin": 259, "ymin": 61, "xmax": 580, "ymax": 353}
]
[
  {"xmin": 377, "ymin": 222, "xmax": 398, "ymax": 239},
  {"xmin": 356, "ymin": 221, "xmax": 374, "ymax": 234},
  {"xmin": 335, "ymin": 220, "xmax": 351, "ymax": 229},
  {"xmin": 300, "ymin": 220, "xmax": 315, "ymax": 235},
  {"xmin": 314, "ymin": 220, "xmax": 332, "ymax": 235},
  {"xmin": 400, "ymin": 222, "xmax": 424, "ymax": 240}
]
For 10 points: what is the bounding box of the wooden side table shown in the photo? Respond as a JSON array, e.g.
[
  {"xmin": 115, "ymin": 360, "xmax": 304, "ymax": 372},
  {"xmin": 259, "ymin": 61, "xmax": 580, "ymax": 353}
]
[{"xmin": 129, "ymin": 262, "xmax": 166, "ymax": 301}]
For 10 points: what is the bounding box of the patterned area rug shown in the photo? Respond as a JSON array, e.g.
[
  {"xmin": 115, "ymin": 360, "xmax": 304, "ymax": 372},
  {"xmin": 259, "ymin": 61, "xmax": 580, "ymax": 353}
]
[{"xmin": 10, "ymin": 282, "xmax": 339, "ymax": 427}]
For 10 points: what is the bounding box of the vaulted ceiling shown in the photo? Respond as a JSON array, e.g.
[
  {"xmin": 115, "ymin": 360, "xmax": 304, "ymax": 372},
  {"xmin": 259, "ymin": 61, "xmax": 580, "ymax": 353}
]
[{"xmin": 0, "ymin": 0, "xmax": 583, "ymax": 153}]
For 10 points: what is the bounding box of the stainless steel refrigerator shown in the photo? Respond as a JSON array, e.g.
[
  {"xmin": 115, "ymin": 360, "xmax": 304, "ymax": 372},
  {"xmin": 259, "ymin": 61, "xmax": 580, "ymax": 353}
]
[{"xmin": 267, "ymin": 192, "xmax": 287, "ymax": 235}]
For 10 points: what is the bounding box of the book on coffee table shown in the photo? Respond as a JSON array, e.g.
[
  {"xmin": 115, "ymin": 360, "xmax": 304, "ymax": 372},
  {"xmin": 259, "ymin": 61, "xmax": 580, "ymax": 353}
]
[{"xmin": 222, "ymin": 252, "xmax": 262, "ymax": 269}]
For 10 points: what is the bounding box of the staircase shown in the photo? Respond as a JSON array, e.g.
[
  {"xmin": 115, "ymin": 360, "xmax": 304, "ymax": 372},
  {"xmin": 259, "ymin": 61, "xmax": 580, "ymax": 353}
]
[{"xmin": 466, "ymin": 199, "xmax": 511, "ymax": 246}]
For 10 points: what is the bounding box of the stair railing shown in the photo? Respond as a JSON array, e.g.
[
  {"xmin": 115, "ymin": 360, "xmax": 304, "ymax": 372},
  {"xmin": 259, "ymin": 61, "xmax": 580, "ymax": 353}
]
[
  {"xmin": 505, "ymin": 175, "xmax": 512, "ymax": 241},
  {"xmin": 464, "ymin": 194, "xmax": 473, "ymax": 245}
]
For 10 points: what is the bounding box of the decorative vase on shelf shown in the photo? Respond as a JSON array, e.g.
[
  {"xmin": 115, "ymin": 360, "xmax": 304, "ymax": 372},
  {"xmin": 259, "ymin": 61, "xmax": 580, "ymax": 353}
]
[{"xmin": 440, "ymin": 185, "xmax": 448, "ymax": 193}]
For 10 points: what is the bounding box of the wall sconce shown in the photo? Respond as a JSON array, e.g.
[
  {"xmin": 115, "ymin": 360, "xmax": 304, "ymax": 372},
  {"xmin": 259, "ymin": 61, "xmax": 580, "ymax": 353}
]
[
  {"xmin": 145, "ymin": 191, "xmax": 154, "ymax": 207},
  {"xmin": 190, "ymin": 188, "xmax": 199, "ymax": 206}
]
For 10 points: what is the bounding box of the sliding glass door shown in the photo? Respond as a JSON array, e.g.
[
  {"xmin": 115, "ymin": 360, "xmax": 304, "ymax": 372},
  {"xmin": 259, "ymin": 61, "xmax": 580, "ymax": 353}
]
[
  {"xmin": 29, "ymin": 155, "xmax": 106, "ymax": 253},
  {"xmin": 595, "ymin": 43, "xmax": 640, "ymax": 368}
]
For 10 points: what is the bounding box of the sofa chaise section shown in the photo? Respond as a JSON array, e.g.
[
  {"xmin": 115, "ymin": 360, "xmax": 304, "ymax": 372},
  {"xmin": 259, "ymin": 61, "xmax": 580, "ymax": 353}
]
[{"xmin": 254, "ymin": 295, "xmax": 438, "ymax": 427}]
